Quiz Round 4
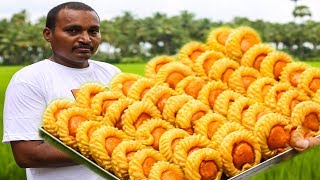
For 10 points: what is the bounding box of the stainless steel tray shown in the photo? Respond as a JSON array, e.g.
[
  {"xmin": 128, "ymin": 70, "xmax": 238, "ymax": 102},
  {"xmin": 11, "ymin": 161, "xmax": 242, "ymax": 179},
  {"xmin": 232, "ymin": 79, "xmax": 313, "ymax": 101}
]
[{"xmin": 39, "ymin": 127, "xmax": 119, "ymax": 180}]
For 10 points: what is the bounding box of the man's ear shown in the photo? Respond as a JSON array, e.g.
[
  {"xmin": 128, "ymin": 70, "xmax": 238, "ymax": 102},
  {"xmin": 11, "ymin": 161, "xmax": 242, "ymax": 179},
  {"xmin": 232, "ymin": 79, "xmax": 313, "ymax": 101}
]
[{"xmin": 43, "ymin": 27, "xmax": 52, "ymax": 42}]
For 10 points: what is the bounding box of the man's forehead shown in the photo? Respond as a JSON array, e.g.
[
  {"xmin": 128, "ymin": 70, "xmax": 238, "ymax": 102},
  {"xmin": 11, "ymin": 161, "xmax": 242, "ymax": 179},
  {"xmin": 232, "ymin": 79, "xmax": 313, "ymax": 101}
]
[{"xmin": 56, "ymin": 9, "xmax": 100, "ymax": 26}]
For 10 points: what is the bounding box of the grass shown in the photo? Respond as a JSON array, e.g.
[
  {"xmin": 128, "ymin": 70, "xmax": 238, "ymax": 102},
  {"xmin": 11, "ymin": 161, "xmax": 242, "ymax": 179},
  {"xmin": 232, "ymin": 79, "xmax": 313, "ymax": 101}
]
[{"xmin": 1, "ymin": 61, "xmax": 320, "ymax": 179}]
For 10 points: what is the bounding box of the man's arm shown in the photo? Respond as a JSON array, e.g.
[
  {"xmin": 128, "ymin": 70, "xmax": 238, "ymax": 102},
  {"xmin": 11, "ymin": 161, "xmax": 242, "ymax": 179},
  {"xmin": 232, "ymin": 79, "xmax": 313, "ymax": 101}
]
[{"xmin": 11, "ymin": 140, "xmax": 77, "ymax": 168}]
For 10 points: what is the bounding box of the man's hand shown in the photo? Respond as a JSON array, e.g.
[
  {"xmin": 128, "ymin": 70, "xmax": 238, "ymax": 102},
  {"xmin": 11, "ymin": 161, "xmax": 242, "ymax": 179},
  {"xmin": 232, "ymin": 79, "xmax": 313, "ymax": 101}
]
[{"xmin": 290, "ymin": 126, "xmax": 320, "ymax": 152}]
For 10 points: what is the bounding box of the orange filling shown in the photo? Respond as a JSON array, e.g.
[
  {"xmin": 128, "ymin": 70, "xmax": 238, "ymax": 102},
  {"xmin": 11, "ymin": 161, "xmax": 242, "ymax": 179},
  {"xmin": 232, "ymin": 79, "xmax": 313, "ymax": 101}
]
[
  {"xmin": 303, "ymin": 112, "xmax": 319, "ymax": 132},
  {"xmin": 54, "ymin": 109, "xmax": 63, "ymax": 120},
  {"xmin": 140, "ymin": 88, "xmax": 150, "ymax": 99},
  {"xmin": 189, "ymin": 50, "xmax": 204, "ymax": 62},
  {"xmin": 261, "ymin": 84, "xmax": 272, "ymax": 97},
  {"xmin": 155, "ymin": 62, "xmax": 167, "ymax": 73},
  {"xmin": 161, "ymin": 170, "xmax": 183, "ymax": 180},
  {"xmin": 207, "ymin": 121, "xmax": 219, "ymax": 139},
  {"xmin": 157, "ymin": 93, "xmax": 171, "ymax": 112},
  {"xmin": 276, "ymin": 90, "xmax": 285, "ymax": 101},
  {"xmin": 186, "ymin": 111, "xmax": 206, "ymax": 134},
  {"xmin": 208, "ymin": 89, "xmax": 223, "ymax": 109},
  {"xmin": 151, "ymin": 127, "xmax": 167, "ymax": 150},
  {"xmin": 203, "ymin": 57, "xmax": 218, "ymax": 75},
  {"xmin": 309, "ymin": 78, "xmax": 320, "ymax": 93},
  {"xmin": 217, "ymin": 31, "xmax": 230, "ymax": 45},
  {"xmin": 166, "ymin": 72, "xmax": 185, "ymax": 89},
  {"xmin": 122, "ymin": 80, "xmax": 135, "ymax": 96},
  {"xmin": 126, "ymin": 151, "xmax": 135, "ymax": 162},
  {"xmin": 242, "ymin": 76, "xmax": 256, "ymax": 90},
  {"xmin": 267, "ymin": 125, "xmax": 290, "ymax": 151},
  {"xmin": 134, "ymin": 113, "xmax": 152, "ymax": 129},
  {"xmin": 273, "ymin": 61, "xmax": 287, "ymax": 81},
  {"xmin": 142, "ymin": 157, "xmax": 156, "ymax": 177},
  {"xmin": 188, "ymin": 146, "xmax": 201, "ymax": 156},
  {"xmin": 199, "ymin": 160, "xmax": 218, "ymax": 180},
  {"xmin": 184, "ymin": 80, "xmax": 206, "ymax": 99},
  {"xmin": 222, "ymin": 68, "xmax": 234, "ymax": 83},
  {"xmin": 87, "ymin": 126, "xmax": 98, "ymax": 138},
  {"xmin": 240, "ymin": 36, "xmax": 254, "ymax": 53},
  {"xmin": 105, "ymin": 137, "xmax": 122, "ymax": 156},
  {"xmin": 289, "ymin": 99, "xmax": 301, "ymax": 113},
  {"xmin": 289, "ymin": 71, "xmax": 302, "ymax": 87},
  {"xmin": 253, "ymin": 54, "xmax": 266, "ymax": 70},
  {"xmin": 101, "ymin": 99, "xmax": 117, "ymax": 116},
  {"xmin": 171, "ymin": 138, "xmax": 182, "ymax": 151},
  {"xmin": 232, "ymin": 142, "xmax": 255, "ymax": 170},
  {"xmin": 68, "ymin": 115, "xmax": 87, "ymax": 137}
]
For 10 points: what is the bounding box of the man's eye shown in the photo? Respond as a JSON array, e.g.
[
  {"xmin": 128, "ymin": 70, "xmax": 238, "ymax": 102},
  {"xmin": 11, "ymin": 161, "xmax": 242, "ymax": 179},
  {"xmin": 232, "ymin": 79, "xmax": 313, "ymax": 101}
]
[
  {"xmin": 66, "ymin": 29, "xmax": 79, "ymax": 34},
  {"xmin": 89, "ymin": 29, "xmax": 100, "ymax": 35}
]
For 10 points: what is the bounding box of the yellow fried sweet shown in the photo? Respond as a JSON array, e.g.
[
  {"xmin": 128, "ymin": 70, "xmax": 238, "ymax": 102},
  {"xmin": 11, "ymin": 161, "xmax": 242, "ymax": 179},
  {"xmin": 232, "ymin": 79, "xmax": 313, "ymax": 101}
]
[
  {"xmin": 227, "ymin": 96, "xmax": 256, "ymax": 124},
  {"xmin": 155, "ymin": 62, "xmax": 195, "ymax": 89},
  {"xmin": 172, "ymin": 134, "xmax": 212, "ymax": 170},
  {"xmin": 264, "ymin": 82, "xmax": 293, "ymax": 109},
  {"xmin": 242, "ymin": 103, "xmax": 273, "ymax": 131},
  {"xmin": 246, "ymin": 77, "xmax": 277, "ymax": 102},
  {"xmin": 145, "ymin": 55, "xmax": 176, "ymax": 78},
  {"xmin": 162, "ymin": 94, "xmax": 194, "ymax": 125},
  {"xmin": 220, "ymin": 130, "xmax": 261, "ymax": 177},
  {"xmin": 109, "ymin": 73, "xmax": 142, "ymax": 96},
  {"xmin": 91, "ymin": 91, "xmax": 124, "ymax": 117},
  {"xmin": 260, "ymin": 51, "xmax": 293, "ymax": 81},
  {"xmin": 279, "ymin": 62, "xmax": 310, "ymax": 87},
  {"xmin": 75, "ymin": 120, "xmax": 103, "ymax": 159},
  {"xmin": 194, "ymin": 111, "xmax": 227, "ymax": 140},
  {"xmin": 206, "ymin": 26, "xmax": 233, "ymax": 54},
  {"xmin": 111, "ymin": 140, "xmax": 146, "ymax": 179},
  {"xmin": 149, "ymin": 161, "xmax": 184, "ymax": 180},
  {"xmin": 103, "ymin": 97, "xmax": 135, "ymax": 128},
  {"xmin": 291, "ymin": 101, "xmax": 320, "ymax": 135},
  {"xmin": 42, "ymin": 99, "xmax": 74, "ymax": 137},
  {"xmin": 211, "ymin": 121, "xmax": 245, "ymax": 149},
  {"xmin": 313, "ymin": 89, "xmax": 320, "ymax": 104},
  {"xmin": 193, "ymin": 50, "xmax": 225, "ymax": 79},
  {"xmin": 276, "ymin": 89, "xmax": 310, "ymax": 117},
  {"xmin": 175, "ymin": 76, "xmax": 206, "ymax": 99},
  {"xmin": 240, "ymin": 43, "xmax": 275, "ymax": 70},
  {"xmin": 253, "ymin": 113, "xmax": 292, "ymax": 160},
  {"xmin": 298, "ymin": 67, "xmax": 320, "ymax": 97},
  {"xmin": 197, "ymin": 81, "xmax": 228, "ymax": 110},
  {"xmin": 89, "ymin": 126, "xmax": 130, "ymax": 171},
  {"xmin": 122, "ymin": 100, "xmax": 162, "ymax": 137},
  {"xmin": 142, "ymin": 84, "xmax": 177, "ymax": 113},
  {"xmin": 178, "ymin": 41, "xmax": 208, "ymax": 68},
  {"xmin": 175, "ymin": 99, "xmax": 212, "ymax": 134},
  {"xmin": 214, "ymin": 90, "xmax": 243, "ymax": 116},
  {"xmin": 228, "ymin": 66, "xmax": 262, "ymax": 95},
  {"xmin": 159, "ymin": 128, "xmax": 190, "ymax": 162},
  {"xmin": 208, "ymin": 58, "xmax": 240, "ymax": 84},
  {"xmin": 135, "ymin": 118, "xmax": 174, "ymax": 150},
  {"xmin": 225, "ymin": 26, "xmax": 261, "ymax": 62},
  {"xmin": 185, "ymin": 148, "xmax": 223, "ymax": 180},
  {"xmin": 75, "ymin": 82, "xmax": 107, "ymax": 109},
  {"xmin": 127, "ymin": 77, "xmax": 156, "ymax": 100},
  {"xmin": 128, "ymin": 148, "xmax": 166, "ymax": 179},
  {"xmin": 56, "ymin": 107, "xmax": 95, "ymax": 149}
]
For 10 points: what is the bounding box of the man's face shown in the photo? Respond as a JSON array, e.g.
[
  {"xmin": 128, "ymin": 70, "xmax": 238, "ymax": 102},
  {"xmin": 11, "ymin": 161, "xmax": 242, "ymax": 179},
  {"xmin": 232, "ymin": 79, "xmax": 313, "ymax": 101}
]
[{"xmin": 45, "ymin": 9, "xmax": 101, "ymax": 68}]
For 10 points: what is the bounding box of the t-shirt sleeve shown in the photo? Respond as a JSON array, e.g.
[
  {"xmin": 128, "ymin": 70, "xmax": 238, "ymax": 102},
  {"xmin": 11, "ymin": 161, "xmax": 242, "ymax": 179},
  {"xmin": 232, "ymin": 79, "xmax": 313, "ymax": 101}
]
[{"xmin": 2, "ymin": 81, "xmax": 46, "ymax": 143}]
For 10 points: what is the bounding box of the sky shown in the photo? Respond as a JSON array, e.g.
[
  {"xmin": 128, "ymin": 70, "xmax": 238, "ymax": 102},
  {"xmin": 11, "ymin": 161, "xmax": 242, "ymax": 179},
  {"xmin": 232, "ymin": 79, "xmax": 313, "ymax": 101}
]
[{"xmin": 0, "ymin": 0, "xmax": 319, "ymax": 23}]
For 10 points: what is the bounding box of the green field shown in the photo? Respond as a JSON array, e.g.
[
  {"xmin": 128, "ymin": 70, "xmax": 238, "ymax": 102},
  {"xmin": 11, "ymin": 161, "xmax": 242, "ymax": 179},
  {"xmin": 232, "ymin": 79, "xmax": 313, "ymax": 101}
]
[{"xmin": 1, "ymin": 62, "xmax": 320, "ymax": 180}]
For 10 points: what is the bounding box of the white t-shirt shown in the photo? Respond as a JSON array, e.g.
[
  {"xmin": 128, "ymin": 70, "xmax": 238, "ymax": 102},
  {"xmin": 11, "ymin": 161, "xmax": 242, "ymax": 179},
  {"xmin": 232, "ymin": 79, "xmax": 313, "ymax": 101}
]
[{"xmin": 2, "ymin": 59, "xmax": 121, "ymax": 180}]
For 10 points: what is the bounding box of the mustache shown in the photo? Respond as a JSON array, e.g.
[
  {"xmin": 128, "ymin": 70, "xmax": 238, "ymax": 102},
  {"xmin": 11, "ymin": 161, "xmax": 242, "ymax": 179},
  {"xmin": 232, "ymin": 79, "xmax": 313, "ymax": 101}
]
[{"xmin": 73, "ymin": 44, "xmax": 94, "ymax": 51}]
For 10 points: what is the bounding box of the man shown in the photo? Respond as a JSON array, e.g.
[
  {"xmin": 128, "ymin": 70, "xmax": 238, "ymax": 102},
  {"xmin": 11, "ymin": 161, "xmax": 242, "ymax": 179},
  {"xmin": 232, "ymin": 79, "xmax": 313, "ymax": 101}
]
[{"xmin": 2, "ymin": 2, "xmax": 120, "ymax": 179}]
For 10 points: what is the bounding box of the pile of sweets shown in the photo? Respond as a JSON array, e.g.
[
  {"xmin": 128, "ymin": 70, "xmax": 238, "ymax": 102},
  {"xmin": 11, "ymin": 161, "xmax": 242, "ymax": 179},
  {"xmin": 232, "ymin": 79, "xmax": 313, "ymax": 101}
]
[{"xmin": 42, "ymin": 26, "xmax": 320, "ymax": 180}]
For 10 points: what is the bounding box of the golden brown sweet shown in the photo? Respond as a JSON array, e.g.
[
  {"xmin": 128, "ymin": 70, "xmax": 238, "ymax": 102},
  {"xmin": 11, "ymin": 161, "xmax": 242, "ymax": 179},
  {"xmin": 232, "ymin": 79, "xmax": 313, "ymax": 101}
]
[
  {"xmin": 155, "ymin": 62, "xmax": 195, "ymax": 89},
  {"xmin": 194, "ymin": 111, "xmax": 227, "ymax": 140},
  {"xmin": 297, "ymin": 67, "xmax": 320, "ymax": 97},
  {"xmin": 122, "ymin": 100, "xmax": 162, "ymax": 137},
  {"xmin": 253, "ymin": 113, "xmax": 292, "ymax": 160},
  {"xmin": 242, "ymin": 103, "xmax": 273, "ymax": 131},
  {"xmin": 178, "ymin": 41, "xmax": 208, "ymax": 68},
  {"xmin": 213, "ymin": 90, "xmax": 243, "ymax": 116},
  {"xmin": 135, "ymin": 118, "xmax": 174, "ymax": 150},
  {"xmin": 208, "ymin": 58, "xmax": 240, "ymax": 84},
  {"xmin": 246, "ymin": 77, "xmax": 277, "ymax": 102},
  {"xmin": 75, "ymin": 82, "xmax": 107, "ymax": 109},
  {"xmin": 109, "ymin": 73, "xmax": 142, "ymax": 96},
  {"xmin": 42, "ymin": 99, "xmax": 74, "ymax": 137},
  {"xmin": 111, "ymin": 140, "xmax": 146, "ymax": 179},
  {"xmin": 206, "ymin": 26, "xmax": 233, "ymax": 54},
  {"xmin": 197, "ymin": 81, "xmax": 228, "ymax": 110},
  {"xmin": 313, "ymin": 89, "xmax": 320, "ymax": 104},
  {"xmin": 227, "ymin": 96, "xmax": 256, "ymax": 124},
  {"xmin": 260, "ymin": 51, "xmax": 293, "ymax": 81},
  {"xmin": 185, "ymin": 148, "xmax": 223, "ymax": 180},
  {"xmin": 228, "ymin": 66, "xmax": 262, "ymax": 95},
  {"xmin": 128, "ymin": 148, "xmax": 166, "ymax": 179},
  {"xmin": 225, "ymin": 26, "xmax": 261, "ymax": 62},
  {"xmin": 90, "ymin": 91, "xmax": 124, "ymax": 117},
  {"xmin": 89, "ymin": 126, "xmax": 130, "ymax": 171},
  {"xmin": 264, "ymin": 82, "xmax": 293, "ymax": 110},
  {"xmin": 159, "ymin": 128, "xmax": 190, "ymax": 162},
  {"xmin": 127, "ymin": 77, "xmax": 156, "ymax": 100},
  {"xmin": 220, "ymin": 130, "xmax": 261, "ymax": 177},
  {"xmin": 175, "ymin": 76, "xmax": 206, "ymax": 99},
  {"xmin": 240, "ymin": 43, "xmax": 275, "ymax": 70},
  {"xmin": 149, "ymin": 161, "xmax": 184, "ymax": 180},
  {"xmin": 145, "ymin": 55, "xmax": 176, "ymax": 78},
  {"xmin": 175, "ymin": 99, "xmax": 212, "ymax": 134},
  {"xmin": 279, "ymin": 62, "xmax": 310, "ymax": 87}
]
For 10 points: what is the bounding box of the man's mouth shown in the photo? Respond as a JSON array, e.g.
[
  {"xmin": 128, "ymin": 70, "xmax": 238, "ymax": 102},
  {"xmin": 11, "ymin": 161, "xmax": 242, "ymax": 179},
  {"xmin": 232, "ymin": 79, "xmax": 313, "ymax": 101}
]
[{"xmin": 73, "ymin": 45, "xmax": 93, "ymax": 52}]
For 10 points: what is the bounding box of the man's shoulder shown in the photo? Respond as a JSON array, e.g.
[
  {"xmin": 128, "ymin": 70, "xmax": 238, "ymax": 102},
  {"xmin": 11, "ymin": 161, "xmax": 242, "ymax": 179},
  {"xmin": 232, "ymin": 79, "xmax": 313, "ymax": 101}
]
[
  {"xmin": 89, "ymin": 60, "xmax": 121, "ymax": 73},
  {"xmin": 10, "ymin": 60, "xmax": 50, "ymax": 83}
]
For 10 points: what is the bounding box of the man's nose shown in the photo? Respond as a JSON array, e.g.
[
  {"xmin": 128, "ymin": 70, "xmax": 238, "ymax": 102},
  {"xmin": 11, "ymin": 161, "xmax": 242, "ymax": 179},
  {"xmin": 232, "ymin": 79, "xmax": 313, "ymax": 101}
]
[{"xmin": 79, "ymin": 32, "xmax": 91, "ymax": 43}]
